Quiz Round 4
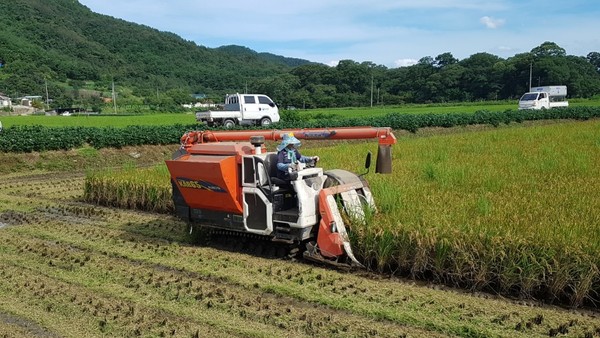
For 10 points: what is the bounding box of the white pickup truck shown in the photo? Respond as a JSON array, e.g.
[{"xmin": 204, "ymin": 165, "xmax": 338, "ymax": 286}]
[
  {"xmin": 196, "ymin": 93, "xmax": 280, "ymax": 128},
  {"xmin": 518, "ymin": 86, "xmax": 569, "ymax": 110}
]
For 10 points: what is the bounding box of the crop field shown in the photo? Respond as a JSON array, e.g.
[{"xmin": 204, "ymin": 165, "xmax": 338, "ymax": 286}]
[
  {"xmin": 291, "ymin": 98, "xmax": 600, "ymax": 119},
  {"xmin": 358, "ymin": 120, "xmax": 600, "ymax": 305},
  {"xmin": 0, "ymin": 113, "xmax": 198, "ymax": 128},
  {"xmin": 2, "ymin": 98, "xmax": 598, "ymax": 128},
  {"xmin": 85, "ymin": 120, "xmax": 600, "ymax": 307},
  {"xmin": 85, "ymin": 164, "xmax": 173, "ymax": 213},
  {"xmin": 0, "ymin": 169, "xmax": 599, "ymax": 337},
  {"xmin": 298, "ymin": 102, "xmax": 515, "ymax": 118},
  {"xmin": 0, "ymin": 120, "xmax": 599, "ymax": 337}
]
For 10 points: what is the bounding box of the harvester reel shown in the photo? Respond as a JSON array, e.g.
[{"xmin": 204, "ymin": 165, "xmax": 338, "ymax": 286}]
[
  {"xmin": 302, "ymin": 169, "xmax": 377, "ymax": 268},
  {"xmin": 323, "ymin": 169, "xmax": 375, "ymax": 223}
]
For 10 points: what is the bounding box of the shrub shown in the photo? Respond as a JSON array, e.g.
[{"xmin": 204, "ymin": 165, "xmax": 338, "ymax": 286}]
[{"xmin": 2, "ymin": 107, "xmax": 600, "ymax": 152}]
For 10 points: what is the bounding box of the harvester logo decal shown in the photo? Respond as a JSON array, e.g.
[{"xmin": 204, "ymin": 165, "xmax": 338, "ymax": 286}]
[
  {"xmin": 176, "ymin": 177, "xmax": 226, "ymax": 193},
  {"xmin": 301, "ymin": 131, "xmax": 337, "ymax": 139}
]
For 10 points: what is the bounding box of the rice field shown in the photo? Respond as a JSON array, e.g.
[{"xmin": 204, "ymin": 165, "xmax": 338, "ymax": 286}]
[
  {"xmin": 8, "ymin": 172, "xmax": 600, "ymax": 337},
  {"xmin": 3, "ymin": 120, "xmax": 600, "ymax": 337},
  {"xmin": 84, "ymin": 119, "xmax": 600, "ymax": 307},
  {"xmin": 353, "ymin": 120, "xmax": 600, "ymax": 306},
  {"xmin": 3, "ymin": 98, "xmax": 599, "ymax": 128},
  {"xmin": 295, "ymin": 98, "xmax": 600, "ymax": 118},
  {"xmin": 0, "ymin": 113, "xmax": 197, "ymax": 128},
  {"xmin": 84, "ymin": 163, "xmax": 173, "ymax": 213}
]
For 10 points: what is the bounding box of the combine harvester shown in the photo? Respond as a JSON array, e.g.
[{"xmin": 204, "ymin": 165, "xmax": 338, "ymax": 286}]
[{"xmin": 165, "ymin": 127, "xmax": 396, "ymax": 268}]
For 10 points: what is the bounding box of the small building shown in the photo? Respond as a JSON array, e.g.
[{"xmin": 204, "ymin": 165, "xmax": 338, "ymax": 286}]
[
  {"xmin": 17, "ymin": 95, "xmax": 43, "ymax": 107},
  {"xmin": 0, "ymin": 93, "xmax": 11, "ymax": 108},
  {"xmin": 183, "ymin": 94, "xmax": 215, "ymax": 109},
  {"xmin": 191, "ymin": 93, "xmax": 207, "ymax": 100},
  {"xmin": 182, "ymin": 102, "xmax": 217, "ymax": 109}
]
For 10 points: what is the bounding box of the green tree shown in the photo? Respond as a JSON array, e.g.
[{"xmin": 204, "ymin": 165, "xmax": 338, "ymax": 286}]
[
  {"xmin": 290, "ymin": 64, "xmax": 334, "ymax": 87},
  {"xmin": 502, "ymin": 52, "xmax": 535, "ymax": 97},
  {"xmin": 426, "ymin": 64, "xmax": 466, "ymax": 102},
  {"xmin": 165, "ymin": 88, "xmax": 192, "ymax": 105},
  {"xmin": 459, "ymin": 53, "xmax": 503, "ymax": 100},
  {"xmin": 434, "ymin": 52, "xmax": 458, "ymax": 68},
  {"xmin": 531, "ymin": 41, "xmax": 566, "ymax": 58},
  {"xmin": 253, "ymin": 73, "xmax": 300, "ymax": 108},
  {"xmin": 335, "ymin": 60, "xmax": 370, "ymax": 94},
  {"xmin": 587, "ymin": 52, "xmax": 600, "ymax": 72}
]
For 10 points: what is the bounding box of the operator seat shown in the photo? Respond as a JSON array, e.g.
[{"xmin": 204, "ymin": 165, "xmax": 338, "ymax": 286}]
[{"xmin": 265, "ymin": 153, "xmax": 292, "ymax": 187}]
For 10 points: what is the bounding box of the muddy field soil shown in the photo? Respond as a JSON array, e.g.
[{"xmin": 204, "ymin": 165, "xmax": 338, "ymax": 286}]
[{"xmin": 0, "ymin": 168, "xmax": 599, "ymax": 337}]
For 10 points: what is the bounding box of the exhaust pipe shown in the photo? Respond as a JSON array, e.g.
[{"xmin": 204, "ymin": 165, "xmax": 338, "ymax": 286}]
[{"xmin": 375, "ymin": 144, "xmax": 392, "ymax": 174}]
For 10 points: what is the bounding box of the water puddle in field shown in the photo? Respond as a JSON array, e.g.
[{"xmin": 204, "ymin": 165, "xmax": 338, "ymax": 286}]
[{"xmin": 0, "ymin": 222, "xmax": 7, "ymax": 229}]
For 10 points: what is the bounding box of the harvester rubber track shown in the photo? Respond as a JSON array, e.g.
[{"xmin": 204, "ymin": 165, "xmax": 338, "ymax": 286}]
[
  {"xmin": 199, "ymin": 228, "xmax": 302, "ymax": 261},
  {"xmin": 193, "ymin": 227, "xmax": 362, "ymax": 270}
]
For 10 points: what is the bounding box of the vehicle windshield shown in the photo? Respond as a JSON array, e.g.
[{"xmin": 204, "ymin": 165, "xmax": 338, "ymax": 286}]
[
  {"xmin": 258, "ymin": 96, "xmax": 274, "ymax": 105},
  {"xmin": 520, "ymin": 93, "xmax": 539, "ymax": 101}
]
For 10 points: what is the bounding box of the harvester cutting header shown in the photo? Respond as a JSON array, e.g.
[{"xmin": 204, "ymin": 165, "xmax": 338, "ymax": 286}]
[{"xmin": 165, "ymin": 127, "xmax": 396, "ymax": 267}]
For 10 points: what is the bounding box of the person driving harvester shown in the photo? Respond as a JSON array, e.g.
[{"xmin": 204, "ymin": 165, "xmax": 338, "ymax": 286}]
[{"xmin": 276, "ymin": 133, "xmax": 319, "ymax": 181}]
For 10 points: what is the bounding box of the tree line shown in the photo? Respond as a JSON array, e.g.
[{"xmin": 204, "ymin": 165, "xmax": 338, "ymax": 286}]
[{"xmin": 255, "ymin": 42, "xmax": 600, "ymax": 109}]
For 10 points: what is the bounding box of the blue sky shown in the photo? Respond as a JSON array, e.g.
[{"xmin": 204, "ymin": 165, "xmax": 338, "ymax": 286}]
[{"xmin": 78, "ymin": 0, "xmax": 600, "ymax": 68}]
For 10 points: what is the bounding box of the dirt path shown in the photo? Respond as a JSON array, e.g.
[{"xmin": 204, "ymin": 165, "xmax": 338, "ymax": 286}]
[
  {"xmin": 0, "ymin": 311, "xmax": 61, "ymax": 338},
  {"xmin": 0, "ymin": 170, "xmax": 599, "ymax": 337}
]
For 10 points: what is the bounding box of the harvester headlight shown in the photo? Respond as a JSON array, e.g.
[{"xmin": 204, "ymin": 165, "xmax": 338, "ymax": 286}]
[{"xmin": 330, "ymin": 221, "xmax": 337, "ymax": 233}]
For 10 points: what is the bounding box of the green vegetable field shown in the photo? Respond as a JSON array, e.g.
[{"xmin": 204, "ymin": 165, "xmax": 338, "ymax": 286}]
[{"xmin": 2, "ymin": 106, "xmax": 600, "ymax": 152}]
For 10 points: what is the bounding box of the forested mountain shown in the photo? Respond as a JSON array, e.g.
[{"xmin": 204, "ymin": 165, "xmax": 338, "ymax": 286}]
[
  {"xmin": 216, "ymin": 45, "xmax": 310, "ymax": 68},
  {"xmin": 0, "ymin": 0, "xmax": 599, "ymax": 111},
  {"xmin": 0, "ymin": 0, "xmax": 310, "ymax": 108}
]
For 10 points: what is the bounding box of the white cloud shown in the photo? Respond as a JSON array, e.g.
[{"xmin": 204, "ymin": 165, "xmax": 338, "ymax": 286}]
[
  {"xmin": 395, "ymin": 59, "xmax": 419, "ymax": 67},
  {"xmin": 480, "ymin": 16, "xmax": 505, "ymax": 29}
]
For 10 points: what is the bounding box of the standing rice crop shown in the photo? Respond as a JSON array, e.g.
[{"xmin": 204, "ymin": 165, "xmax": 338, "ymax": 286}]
[
  {"xmin": 84, "ymin": 163, "xmax": 173, "ymax": 213},
  {"xmin": 330, "ymin": 120, "xmax": 600, "ymax": 307}
]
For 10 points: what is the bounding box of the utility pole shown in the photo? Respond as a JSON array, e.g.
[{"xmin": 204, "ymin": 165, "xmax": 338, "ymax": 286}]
[
  {"xmin": 370, "ymin": 74, "xmax": 373, "ymax": 107},
  {"xmin": 112, "ymin": 80, "xmax": 117, "ymax": 114},
  {"xmin": 529, "ymin": 63, "xmax": 532, "ymax": 91},
  {"xmin": 44, "ymin": 78, "xmax": 49, "ymax": 110}
]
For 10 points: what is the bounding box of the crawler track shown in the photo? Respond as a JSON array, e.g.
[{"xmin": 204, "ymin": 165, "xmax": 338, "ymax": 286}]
[{"xmin": 200, "ymin": 228, "xmax": 302, "ymax": 261}]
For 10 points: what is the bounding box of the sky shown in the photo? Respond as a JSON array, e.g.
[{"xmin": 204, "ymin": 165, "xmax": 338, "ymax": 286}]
[{"xmin": 78, "ymin": 0, "xmax": 600, "ymax": 68}]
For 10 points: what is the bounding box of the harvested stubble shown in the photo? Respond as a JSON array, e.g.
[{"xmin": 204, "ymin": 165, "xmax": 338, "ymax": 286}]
[{"xmin": 84, "ymin": 120, "xmax": 600, "ymax": 307}]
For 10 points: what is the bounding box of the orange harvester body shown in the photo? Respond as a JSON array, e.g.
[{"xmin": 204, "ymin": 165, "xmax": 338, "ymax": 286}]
[
  {"xmin": 166, "ymin": 143, "xmax": 255, "ymax": 214},
  {"xmin": 166, "ymin": 127, "xmax": 396, "ymax": 267}
]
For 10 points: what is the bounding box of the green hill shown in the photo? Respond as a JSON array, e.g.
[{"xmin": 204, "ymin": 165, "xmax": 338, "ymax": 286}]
[{"xmin": 0, "ymin": 0, "xmax": 311, "ymax": 102}]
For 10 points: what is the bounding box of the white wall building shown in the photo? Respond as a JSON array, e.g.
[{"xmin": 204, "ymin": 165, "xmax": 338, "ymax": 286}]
[{"xmin": 0, "ymin": 93, "xmax": 11, "ymax": 108}]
